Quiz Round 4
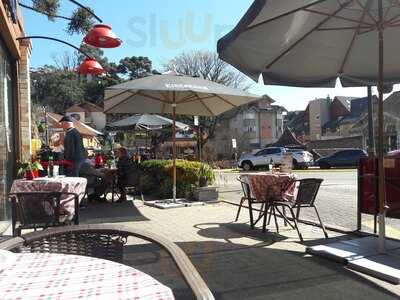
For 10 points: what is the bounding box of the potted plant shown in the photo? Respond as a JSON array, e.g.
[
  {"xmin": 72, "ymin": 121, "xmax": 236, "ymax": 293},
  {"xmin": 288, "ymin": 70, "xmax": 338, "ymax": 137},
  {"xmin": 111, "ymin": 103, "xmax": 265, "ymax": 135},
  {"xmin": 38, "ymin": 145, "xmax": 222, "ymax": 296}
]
[
  {"xmin": 194, "ymin": 163, "xmax": 218, "ymax": 202},
  {"xmin": 17, "ymin": 160, "xmax": 44, "ymax": 180}
]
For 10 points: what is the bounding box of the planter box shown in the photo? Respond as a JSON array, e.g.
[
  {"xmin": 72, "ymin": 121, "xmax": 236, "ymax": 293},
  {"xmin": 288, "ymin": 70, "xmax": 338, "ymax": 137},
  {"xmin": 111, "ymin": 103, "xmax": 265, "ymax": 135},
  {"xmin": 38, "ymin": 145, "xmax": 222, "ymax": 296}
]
[{"xmin": 193, "ymin": 186, "xmax": 219, "ymax": 203}]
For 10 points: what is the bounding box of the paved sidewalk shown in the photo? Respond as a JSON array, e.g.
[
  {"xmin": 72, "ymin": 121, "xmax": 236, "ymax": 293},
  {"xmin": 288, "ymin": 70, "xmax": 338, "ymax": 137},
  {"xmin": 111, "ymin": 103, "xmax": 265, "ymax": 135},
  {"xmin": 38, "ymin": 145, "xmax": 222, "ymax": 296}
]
[{"xmin": 82, "ymin": 200, "xmax": 400, "ymax": 300}]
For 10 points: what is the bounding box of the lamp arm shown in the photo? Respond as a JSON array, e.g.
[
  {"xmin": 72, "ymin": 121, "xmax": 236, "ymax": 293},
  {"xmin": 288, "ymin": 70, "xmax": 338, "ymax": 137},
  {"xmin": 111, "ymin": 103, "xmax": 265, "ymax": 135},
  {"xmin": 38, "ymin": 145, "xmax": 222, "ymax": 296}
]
[
  {"xmin": 16, "ymin": 36, "xmax": 93, "ymax": 59},
  {"xmin": 19, "ymin": 2, "xmax": 72, "ymax": 20}
]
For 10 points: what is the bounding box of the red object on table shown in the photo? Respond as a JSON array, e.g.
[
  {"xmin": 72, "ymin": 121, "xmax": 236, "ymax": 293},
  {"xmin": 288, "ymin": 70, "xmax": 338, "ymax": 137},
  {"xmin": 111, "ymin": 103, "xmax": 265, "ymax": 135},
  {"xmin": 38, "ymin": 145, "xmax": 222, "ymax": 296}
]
[
  {"xmin": 95, "ymin": 154, "xmax": 104, "ymax": 168},
  {"xmin": 25, "ymin": 170, "xmax": 34, "ymax": 180}
]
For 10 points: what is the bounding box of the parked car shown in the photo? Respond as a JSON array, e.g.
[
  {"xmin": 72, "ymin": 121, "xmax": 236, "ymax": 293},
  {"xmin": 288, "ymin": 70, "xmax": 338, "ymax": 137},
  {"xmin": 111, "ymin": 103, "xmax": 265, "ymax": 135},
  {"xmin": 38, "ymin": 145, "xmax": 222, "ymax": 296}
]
[
  {"xmin": 238, "ymin": 147, "xmax": 313, "ymax": 171},
  {"xmin": 388, "ymin": 149, "xmax": 400, "ymax": 157},
  {"xmin": 285, "ymin": 148, "xmax": 314, "ymax": 169},
  {"xmin": 316, "ymin": 149, "xmax": 367, "ymax": 169}
]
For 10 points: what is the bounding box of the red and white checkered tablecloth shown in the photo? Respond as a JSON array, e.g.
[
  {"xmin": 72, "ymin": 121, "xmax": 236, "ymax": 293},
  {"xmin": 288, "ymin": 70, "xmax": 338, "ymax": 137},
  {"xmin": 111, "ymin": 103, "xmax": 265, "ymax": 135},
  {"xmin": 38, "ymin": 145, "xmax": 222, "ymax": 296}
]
[
  {"xmin": 241, "ymin": 172, "xmax": 298, "ymax": 202},
  {"xmin": 0, "ymin": 251, "xmax": 174, "ymax": 300},
  {"xmin": 11, "ymin": 177, "xmax": 87, "ymax": 218}
]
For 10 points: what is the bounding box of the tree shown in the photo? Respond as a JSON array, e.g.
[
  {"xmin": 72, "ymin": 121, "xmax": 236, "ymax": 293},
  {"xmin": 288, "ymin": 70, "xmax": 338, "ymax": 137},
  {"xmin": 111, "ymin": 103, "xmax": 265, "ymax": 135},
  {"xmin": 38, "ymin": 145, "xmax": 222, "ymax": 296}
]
[
  {"xmin": 164, "ymin": 50, "xmax": 251, "ymax": 148},
  {"xmin": 117, "ymin": 56, "xmax": 156, "ymax": 80},
  {"xmin": 23, "ymin": 0, "xmax": 95, "ymax": 34},
  {"xmin": 31, "ymin": 66, "xmax": 85, "ymax": 113},
  {"xmin": 164, "ymin": 50, "xmax": 250, "ymax": 90}
]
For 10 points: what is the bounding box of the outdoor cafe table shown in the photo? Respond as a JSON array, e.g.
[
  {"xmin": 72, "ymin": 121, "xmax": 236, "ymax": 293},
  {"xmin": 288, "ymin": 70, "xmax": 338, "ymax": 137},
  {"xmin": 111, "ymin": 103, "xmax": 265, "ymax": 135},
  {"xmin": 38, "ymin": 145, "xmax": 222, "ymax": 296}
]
[
  {"xmin": 0, "ymin": 250, "xmax": 174, "ymax": 300},
  {"xmin": 241, "ymin": 172, "xmax": 298, "ymax": 203},
  {"xmin": 10, "ymin": 177, "xmax": 87, "ymax": 220}
]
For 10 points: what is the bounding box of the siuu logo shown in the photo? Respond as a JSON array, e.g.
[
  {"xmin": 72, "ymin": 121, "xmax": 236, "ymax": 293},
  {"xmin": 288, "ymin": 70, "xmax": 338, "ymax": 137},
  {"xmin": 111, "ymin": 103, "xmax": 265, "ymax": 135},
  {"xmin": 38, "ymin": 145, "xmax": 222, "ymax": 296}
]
[{"xmin": 127, "ymin": 11, "xmax": 232, "ymax": 50}]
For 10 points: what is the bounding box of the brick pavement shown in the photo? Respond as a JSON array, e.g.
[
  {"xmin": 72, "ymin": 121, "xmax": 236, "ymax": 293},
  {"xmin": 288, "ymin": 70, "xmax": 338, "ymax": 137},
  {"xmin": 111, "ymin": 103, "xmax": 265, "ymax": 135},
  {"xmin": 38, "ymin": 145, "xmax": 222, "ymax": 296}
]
[{"xmin": 81, "ymin": 199, "xmax": 400, "ymax": 300}]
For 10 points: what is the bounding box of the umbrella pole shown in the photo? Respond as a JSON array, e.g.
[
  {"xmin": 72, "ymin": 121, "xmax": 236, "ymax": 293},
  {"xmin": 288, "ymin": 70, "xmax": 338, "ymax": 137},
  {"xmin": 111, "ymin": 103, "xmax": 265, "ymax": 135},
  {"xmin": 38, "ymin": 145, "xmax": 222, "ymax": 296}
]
[
  {"xmin": 172, "ymin": 92, "xmax": 177, "ymax": 203},
  {"xmin": 377, "ymin": 0, "xmax": 386, "ymax": 253}
]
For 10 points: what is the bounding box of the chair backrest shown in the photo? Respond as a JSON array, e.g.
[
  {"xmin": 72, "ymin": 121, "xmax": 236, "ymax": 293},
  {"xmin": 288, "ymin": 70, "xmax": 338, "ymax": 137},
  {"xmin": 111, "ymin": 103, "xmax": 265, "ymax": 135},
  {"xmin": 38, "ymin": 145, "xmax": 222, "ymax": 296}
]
[
  {"xmin": 0, "ymin": 225, "xmax": 215, "ymax": 300},
  {"xmin": 237, "ymin": 176, "xmax": 251, "ymax": 199},
  {"xmin": 294, "ymin": 178, "xmax": 323, "ymax": 206},
  {"xmin": 10, "ymin": 192, "xmax": 63, "ymax": 230}
]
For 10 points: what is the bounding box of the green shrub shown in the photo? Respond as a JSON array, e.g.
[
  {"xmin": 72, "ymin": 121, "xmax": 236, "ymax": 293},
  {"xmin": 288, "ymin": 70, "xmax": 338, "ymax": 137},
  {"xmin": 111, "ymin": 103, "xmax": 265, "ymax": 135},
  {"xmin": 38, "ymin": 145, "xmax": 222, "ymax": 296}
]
[{"xmin": 139, "ymin": 160, "xmax": 215, "ymax": 198}]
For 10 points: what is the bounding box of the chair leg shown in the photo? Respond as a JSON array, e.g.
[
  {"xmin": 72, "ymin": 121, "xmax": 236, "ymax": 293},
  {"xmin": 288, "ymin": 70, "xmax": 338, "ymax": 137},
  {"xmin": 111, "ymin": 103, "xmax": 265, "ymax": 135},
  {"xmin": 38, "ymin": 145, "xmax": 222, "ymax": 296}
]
[
  {"xmin": 289, "ymin": 207, "xmax": 303, "ymax": 242},
  {"xmin": 272, "ymin": 206, "xmax": 279, "ymax": 233},
  {"xmin": 235, "ymin": 197, "xmax": 245, "ymax": 221},
  {"xmin": 267, "ymin": 205, "xmax": 273, "ymax": 225},
  {"xmin": 248, "ymin": 200, "xmax": 255, "ymax": 229},
  {"xmin": 262, "ymin": 203, "xmax": 269, "ymax": 232},
  {"xmin": 296, "ymin": 206, "xmax": 301, "ymax": 221},
  {"xmin": 274, "ymin": 206, "xmax": 295, "ymax": 229},
  {"xmin": 314, "ymin": 206, "xmax": 328, "ymax": 238}
]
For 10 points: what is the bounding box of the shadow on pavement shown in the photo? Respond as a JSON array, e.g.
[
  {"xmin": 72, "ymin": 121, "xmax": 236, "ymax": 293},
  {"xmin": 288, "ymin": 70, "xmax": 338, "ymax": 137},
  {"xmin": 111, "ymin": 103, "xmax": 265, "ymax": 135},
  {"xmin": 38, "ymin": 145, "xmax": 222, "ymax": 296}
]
[{"xmin": 80, "ymin": 200, "xmax": 149, "ymax": 224}]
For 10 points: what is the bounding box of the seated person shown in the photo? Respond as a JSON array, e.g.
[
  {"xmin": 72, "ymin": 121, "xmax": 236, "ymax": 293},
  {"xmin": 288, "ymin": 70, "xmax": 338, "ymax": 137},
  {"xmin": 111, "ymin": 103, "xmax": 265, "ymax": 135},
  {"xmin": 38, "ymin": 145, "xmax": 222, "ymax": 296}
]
[
  {"xmin": 79, "ymin": 160, "xmax": 108, "ymax": 202},
  {"xmin": 116, "ymin": 147, "xmax": 138, "ymax": 202}
]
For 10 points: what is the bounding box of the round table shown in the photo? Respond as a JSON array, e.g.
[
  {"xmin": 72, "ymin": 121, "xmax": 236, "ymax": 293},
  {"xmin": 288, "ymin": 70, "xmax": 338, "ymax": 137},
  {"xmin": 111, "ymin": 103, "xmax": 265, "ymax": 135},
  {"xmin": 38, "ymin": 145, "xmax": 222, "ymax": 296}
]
[{"xmin": 0, "ymin": 251, "xmax": 174, "ymax": 300}]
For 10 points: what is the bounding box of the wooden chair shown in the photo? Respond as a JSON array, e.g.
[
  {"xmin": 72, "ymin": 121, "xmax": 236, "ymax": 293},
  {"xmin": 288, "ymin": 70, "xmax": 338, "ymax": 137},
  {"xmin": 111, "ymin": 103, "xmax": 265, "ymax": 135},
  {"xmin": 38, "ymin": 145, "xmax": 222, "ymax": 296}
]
[
  {"xmin": 235, "ymin": 176, "xmax": 266, "ymax": 229},
  {"xmin": 0, "ymin": 224, "xmax": 214, "ymax": 300},
  {"xmin": 268, "ymin": 178, "xmax": 328, "ymax": 241},
  {"xmin": 9, "ymin": 192, "xmax": 79, "ymax": 237}
]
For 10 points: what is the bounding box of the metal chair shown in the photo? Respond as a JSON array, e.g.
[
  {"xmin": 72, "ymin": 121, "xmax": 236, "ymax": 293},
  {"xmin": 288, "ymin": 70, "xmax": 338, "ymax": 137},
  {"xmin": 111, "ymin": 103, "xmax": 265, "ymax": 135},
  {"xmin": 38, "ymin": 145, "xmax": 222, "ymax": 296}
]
[
  {"xmin": 0, "ymin": 224, "xmax": 214, "ymax": 300},
  {"xmin": 268, "ymin": 178, "xmax": 328, "ymax": 241},
  {"xmin": 10, "ymin": 192, "xmax": 79, "ymax": 237},
  {"xmin": 235, "ymin": 176, "xmax": 266, "ymax": 229}
]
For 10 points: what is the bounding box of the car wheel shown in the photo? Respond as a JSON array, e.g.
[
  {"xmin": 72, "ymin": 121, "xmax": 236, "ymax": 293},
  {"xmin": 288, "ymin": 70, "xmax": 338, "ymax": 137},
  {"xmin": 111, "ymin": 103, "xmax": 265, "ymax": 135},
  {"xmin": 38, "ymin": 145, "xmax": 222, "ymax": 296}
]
[
  {"xmin": 242, "ymin": 161, "xmax": 253, "ymax": 171},
  {"xmin": 292, "ymin": 159, "xmax": 299, "ymax": 170}
]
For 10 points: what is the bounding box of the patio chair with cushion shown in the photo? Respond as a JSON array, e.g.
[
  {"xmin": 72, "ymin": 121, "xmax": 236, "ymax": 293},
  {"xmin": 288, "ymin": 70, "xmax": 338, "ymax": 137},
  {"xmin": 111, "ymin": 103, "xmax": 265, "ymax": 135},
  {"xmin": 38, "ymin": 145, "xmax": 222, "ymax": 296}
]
[
  {"xmin": 10, "ymin": 192, "xmax": 79, "ymax": 237},
  {"xmin": 235, "ymin": 176, "xmax": 266, "ymax": 229},
  {"xmin": 0, "ymin": 224, "xmax": 214, "ymax": 300},
  {"xmin": 268, "ymin": 178, "xmax": 328, "ymax": 241}
]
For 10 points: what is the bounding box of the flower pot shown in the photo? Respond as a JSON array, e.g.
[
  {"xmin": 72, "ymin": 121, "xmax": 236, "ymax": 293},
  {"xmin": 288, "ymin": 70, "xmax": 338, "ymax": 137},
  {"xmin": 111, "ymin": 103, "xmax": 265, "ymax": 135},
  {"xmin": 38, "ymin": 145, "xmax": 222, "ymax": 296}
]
[
  {"xmin": 32, "ymin": 169, "xmax": 39, "ymax": 178},
  {"xmin": 25, "ymin": 170, "xmax": 35, "ymax": 180},
  {"xmin": 199, "ymin": 177, "xmax": 208, "ymax": 187}
]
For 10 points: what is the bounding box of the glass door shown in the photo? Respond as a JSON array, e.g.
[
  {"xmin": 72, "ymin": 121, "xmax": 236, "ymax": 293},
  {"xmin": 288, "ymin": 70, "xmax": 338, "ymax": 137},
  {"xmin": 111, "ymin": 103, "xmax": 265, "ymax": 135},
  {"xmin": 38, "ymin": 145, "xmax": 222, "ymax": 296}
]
[{"xmin": 0, "ymin": 39, "xmax": 15, "ymax": 229}]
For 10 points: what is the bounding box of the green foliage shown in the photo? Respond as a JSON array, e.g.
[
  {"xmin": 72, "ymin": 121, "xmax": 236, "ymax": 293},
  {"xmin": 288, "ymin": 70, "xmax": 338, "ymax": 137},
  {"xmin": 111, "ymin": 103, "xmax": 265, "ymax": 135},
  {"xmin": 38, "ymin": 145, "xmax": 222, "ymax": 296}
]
[
  {"xmin": 117, "ymin": 56, "xmax": 156, "ymax": 80},
  {"xmin": 32, "ymin": 0, "xmax": 60, "ymax": 21},
  {"xmin": 16, "ymin": 160, "xmax": 43, "ymax": 178},
  {"xmin": 67, "ymin": 8, "xmax": 94, "ymax": 35},
  {"xmin": 139, "ymin": 160, "xmax": 215, "ymax": 198},
  {"xmin": 31, "ymin": 66, "xmax": 85, "ymax": 113}
]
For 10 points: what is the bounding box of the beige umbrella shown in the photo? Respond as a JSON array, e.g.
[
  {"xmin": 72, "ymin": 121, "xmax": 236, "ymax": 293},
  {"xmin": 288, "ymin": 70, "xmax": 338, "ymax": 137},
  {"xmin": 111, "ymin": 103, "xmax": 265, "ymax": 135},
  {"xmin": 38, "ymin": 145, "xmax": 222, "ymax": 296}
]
[
  {"xmin": 104, "ymin": 72, "xmax": 258, "ymax": 202},
  {"xmin": 218, "ymin": 0, "xmax": 400, "ymax": 252},
  {"xmin": 47, "ymin": 112, "xmax": 102, "ymax": 138}
]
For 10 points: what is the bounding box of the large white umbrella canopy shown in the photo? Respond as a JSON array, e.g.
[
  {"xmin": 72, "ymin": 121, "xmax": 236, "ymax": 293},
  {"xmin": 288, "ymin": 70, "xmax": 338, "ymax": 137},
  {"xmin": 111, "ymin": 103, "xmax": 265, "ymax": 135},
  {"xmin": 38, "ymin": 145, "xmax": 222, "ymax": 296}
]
[
  {"xmin": 218, "ymin": 0, "xmax": 399, "ymax": 251},
  {"xmin": 104, "ymin": 73, "xmax": 258, "ymax": 201}
]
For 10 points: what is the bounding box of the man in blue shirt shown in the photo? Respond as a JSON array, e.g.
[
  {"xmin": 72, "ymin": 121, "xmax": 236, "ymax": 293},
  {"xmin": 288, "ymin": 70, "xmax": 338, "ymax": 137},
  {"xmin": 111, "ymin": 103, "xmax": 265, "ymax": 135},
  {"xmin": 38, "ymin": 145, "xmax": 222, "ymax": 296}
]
[{"xmin": 60, "ymin": 116, "xmax": 86, "ymax": 177}]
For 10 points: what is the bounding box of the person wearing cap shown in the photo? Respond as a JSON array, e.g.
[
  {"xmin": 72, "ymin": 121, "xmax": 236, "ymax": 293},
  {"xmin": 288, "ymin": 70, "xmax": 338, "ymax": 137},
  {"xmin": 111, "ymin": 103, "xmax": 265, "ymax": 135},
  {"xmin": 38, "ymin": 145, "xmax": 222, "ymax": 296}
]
[{"xmin": 60, "ymin": 115, "xmax": 86, "ymax": 177}]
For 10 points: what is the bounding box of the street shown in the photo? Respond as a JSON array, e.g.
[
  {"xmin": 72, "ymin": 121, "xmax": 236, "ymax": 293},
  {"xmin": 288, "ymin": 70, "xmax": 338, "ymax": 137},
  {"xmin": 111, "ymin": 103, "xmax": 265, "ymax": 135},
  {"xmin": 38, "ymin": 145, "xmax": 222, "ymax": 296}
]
[{"xmin": 215, "ymin": 169, "xmax": 400, "ymax": 238}]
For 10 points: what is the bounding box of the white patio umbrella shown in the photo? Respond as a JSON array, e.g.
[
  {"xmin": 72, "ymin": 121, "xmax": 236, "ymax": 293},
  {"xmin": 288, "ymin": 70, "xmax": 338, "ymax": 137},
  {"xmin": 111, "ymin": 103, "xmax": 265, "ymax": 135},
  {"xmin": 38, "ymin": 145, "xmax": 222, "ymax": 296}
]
[
  {"xmin": 104, "ymin": 72, "xmax": 258, "ymax": 202},
  {"xmin": 107, "ymin": 114, "xmax": 189, "ymax": 131},
  {"xmin": 218, "ymin": 0, "xmax": 399, "ymax": 251}
]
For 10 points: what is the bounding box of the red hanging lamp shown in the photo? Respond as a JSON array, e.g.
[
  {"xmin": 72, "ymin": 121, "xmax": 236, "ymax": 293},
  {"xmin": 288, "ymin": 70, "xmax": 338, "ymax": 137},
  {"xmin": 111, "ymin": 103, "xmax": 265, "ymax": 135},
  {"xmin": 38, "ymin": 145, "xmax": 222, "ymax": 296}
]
[
  {"xmin": 83, "ymin": 24, "xmax": 122, "ymax": 48},
  {"xmin": 78, "ymin": 57, "xmax": 105, "ymax": 75}
]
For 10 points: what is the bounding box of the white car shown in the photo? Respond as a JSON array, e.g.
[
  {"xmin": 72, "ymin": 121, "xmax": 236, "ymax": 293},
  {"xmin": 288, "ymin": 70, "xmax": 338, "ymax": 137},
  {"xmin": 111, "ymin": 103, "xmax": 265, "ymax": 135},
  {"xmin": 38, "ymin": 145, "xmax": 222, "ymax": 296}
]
[{"xmin": 238, "ymin": 147, "xmax": 313, "ymax": 171}]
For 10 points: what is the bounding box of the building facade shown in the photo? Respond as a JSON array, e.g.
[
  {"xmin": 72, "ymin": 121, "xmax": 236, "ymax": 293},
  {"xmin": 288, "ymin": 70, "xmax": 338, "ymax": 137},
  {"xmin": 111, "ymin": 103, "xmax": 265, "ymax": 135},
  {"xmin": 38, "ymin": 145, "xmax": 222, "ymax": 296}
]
[
  {"xmin": 66, "ymin": 101, "xmax": 106, "ymax": 131},
  {"xmin": 308, "ymin": 98, "xmax": 331, "ymax": 140},
  {"xmin": 209, "ymin": 96, "xmax": 285, "ymax": 159},
  {"xmin": 0, "ymin": 0, "xmax": 31, "ymax": 232}
]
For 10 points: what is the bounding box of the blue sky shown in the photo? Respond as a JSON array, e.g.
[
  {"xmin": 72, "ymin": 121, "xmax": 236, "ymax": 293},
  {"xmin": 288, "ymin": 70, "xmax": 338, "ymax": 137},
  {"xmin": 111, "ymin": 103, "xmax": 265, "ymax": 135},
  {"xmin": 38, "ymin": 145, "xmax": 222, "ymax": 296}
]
[{"xmin": 21, "ymin": 0, "xmax": 394, "ymax": 111}]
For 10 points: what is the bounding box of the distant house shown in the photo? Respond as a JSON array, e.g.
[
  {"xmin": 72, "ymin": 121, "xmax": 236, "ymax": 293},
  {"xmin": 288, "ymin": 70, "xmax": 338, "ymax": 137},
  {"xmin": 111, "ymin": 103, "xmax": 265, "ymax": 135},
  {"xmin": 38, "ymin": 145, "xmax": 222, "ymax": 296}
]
[
  {"xmin": 350, "ymin": 92, "xmax": 400, "ymax": 152},
  {"xmin": 208, "ymin": 95, "xmax": 286, "ymax": 159},
  {"xmin": 66, "ymin": 102, "xmax": 106, "ymax": 131}
]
